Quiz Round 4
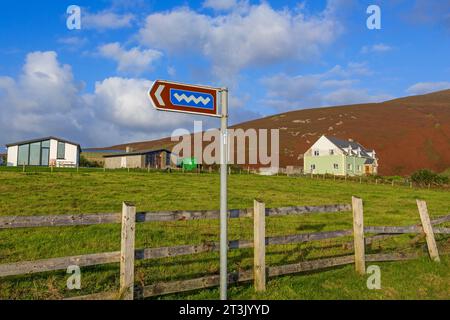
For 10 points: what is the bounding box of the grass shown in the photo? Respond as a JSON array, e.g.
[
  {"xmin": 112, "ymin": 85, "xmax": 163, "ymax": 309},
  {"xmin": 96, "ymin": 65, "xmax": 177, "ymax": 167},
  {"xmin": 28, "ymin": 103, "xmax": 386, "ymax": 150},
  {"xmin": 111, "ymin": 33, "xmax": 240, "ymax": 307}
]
[{"xmin": 0, "ymin": 168, "xmax": 449, "ymax": 300}]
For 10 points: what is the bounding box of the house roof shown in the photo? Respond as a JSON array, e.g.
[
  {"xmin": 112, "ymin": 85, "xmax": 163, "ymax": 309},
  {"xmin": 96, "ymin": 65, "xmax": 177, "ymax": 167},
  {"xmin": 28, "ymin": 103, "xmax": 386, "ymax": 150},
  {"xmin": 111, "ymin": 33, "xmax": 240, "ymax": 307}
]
[
  {"xmin": 6, "ymin": 136, "xmax": 81, "ymax": 148},
  {"xmin": 103, "ymin": 148, "xmax": 173, "ymax": 158},
  {"xmin": 364, "ymin": 158, "xmax": 375, "ymax": 164},
  {"xmin": 324, "ymin": 136, "xmax": 374, "ymax": 158}
]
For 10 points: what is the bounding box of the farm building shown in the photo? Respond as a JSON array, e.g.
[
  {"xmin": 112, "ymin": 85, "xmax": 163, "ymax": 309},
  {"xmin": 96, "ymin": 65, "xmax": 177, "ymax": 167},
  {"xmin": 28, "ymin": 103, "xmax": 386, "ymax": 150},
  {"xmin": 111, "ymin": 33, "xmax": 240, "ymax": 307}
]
[
  {"xmin": 304, "ymin": 135, "xmax": 378, "ymax": 176},
  {"xmin": 6, "ymin": 137, "xmax": 81, "ymax": 167},
  {"xmin": 103, "ymin": 147, "xmax": 175, "ymax": 169}
]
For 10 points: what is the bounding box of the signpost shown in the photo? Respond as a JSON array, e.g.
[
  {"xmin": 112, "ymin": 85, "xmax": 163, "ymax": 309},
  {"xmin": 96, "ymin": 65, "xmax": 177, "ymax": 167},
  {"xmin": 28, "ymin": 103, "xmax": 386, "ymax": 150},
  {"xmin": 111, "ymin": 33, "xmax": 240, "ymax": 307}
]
[{"xmin": 149, "ymin": 80, "xmax": 229, "ymax": 300}]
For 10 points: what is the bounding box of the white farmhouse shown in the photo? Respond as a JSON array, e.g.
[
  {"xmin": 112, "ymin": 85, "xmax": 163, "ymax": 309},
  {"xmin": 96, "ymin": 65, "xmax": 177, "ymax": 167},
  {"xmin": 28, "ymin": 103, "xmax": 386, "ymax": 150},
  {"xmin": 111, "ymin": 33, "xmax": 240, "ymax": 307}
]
[{"xmin": 6, "ymin": 137, "xmax": 81, "ymax": 167}]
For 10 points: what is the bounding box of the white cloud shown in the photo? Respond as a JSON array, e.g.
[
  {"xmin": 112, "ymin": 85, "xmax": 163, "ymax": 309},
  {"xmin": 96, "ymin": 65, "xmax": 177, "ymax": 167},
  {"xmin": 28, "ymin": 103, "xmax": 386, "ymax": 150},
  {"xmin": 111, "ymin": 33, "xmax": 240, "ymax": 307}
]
[
  {"xmin": 326, "ymin": 62, "xmax": 373, "ymax": 79},
  {"xmin": 0, "ymin": 51, "xmax": 199, "ymax": 147},
  {"xmin": 361, "ymin": 43, "xmax": 392, "ymax": 54},
  {"xmin": 98, "ymin": 42, "xmax": 162, "ymax": 74},
  {"xmin": 58, "ymin": 36, "xmax": 88, "ymax": 48},
  {"xmin": 139, "ymin": 3, "xmax": 343, "ymax": 79},
  {"xmin": 202, "ymin": 0, "xmax": 238, "ymax": 11},
  {"xmin": 87, "ymin": 77, "xmax": 190, "ymax": 132},
  {"xmin": 83, "ymin": 10, "xmax": 135, "ymax": 30},
  {"xmin": 322, "ymin": 88, "xmax": 391, "ymax": 106},
  {"xmin": 406, "ymin": 82, "xmax": 450, "ymax": 95},
  {"xmin": 167, "ymin": 66, "xmax": 176, "ymax": 76},
  {"xmin": 261, "ymin": 63, "xmax": 390, "ymax": 111},
  {"xmin": 3, "ymin": 51, "xmax": 82, "ymax": 113},
  {"xmin": 0, "ymin": 52, "xmax": 86, "ymax": 144}
]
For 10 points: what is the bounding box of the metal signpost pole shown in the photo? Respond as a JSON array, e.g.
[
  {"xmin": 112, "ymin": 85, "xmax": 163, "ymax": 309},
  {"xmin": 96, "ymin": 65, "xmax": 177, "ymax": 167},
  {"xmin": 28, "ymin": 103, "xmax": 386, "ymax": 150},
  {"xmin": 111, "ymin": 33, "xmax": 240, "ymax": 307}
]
[
  {"xmin": 219, "ymin": 88, "xmax": 228, "ymax": 300},
  {"xmin": 149, "ymin": 80, "xmax": 229, "ymax": 300}
]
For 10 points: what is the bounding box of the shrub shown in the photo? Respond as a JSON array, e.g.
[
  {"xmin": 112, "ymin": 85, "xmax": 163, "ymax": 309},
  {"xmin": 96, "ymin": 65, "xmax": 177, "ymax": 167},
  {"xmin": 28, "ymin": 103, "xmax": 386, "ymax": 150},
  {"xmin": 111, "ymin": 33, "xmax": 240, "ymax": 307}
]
[
  {"xmin": 79, "ymin": 155, "xmax": 101, "ymax": 168},
  {"xmin": 411, "ymin": 169, "xmax": 449, "ymax": 186}
]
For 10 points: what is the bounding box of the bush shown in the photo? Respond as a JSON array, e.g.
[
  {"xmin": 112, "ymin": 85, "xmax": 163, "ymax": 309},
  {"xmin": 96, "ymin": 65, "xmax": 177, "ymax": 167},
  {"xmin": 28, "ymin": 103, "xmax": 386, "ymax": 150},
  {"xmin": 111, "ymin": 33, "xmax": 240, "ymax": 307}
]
[
  {"xmin": 79, "ymin": 155, "xmax": 101, "ymax": 168},
  {"xmin": 411, "ymin": 169, "xmax": 449, "ymax": 186}
]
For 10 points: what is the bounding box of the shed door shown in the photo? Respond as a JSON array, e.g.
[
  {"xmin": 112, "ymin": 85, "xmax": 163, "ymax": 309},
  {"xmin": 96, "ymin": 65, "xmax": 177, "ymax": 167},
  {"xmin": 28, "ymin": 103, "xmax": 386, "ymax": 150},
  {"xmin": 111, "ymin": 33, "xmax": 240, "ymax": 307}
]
[{"xmin": 121, "ymin": 156, "xmax": 127, "ymax": 168}]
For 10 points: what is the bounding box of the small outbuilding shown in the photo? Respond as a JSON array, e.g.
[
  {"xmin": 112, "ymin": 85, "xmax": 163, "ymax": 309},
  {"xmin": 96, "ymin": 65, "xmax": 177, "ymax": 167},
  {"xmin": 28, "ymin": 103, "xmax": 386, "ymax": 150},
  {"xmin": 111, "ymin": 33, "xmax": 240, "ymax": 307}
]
[
  {"xmin": 6, "ymin": 136, "xmax": 81, "ymax": 167},
  {"xmin": 103, "ymin": 148, "xmax": 175, "ymax": 169}
]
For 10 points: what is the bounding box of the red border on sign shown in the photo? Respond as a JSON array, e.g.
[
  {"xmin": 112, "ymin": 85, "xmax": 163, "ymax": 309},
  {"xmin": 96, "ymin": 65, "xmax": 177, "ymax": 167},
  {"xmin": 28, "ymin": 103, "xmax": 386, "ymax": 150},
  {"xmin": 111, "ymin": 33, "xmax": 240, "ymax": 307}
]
[{"xmin": 149, "ymin": 80, "xmax": 220, "ymax": 117}]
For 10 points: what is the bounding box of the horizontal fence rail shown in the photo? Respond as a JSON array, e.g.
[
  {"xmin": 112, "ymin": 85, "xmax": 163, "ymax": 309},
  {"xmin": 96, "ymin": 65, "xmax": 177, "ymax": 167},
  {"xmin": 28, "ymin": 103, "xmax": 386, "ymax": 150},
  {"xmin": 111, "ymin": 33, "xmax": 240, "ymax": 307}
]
[
  {"xmin": 0, "ymin": 229, "xmax": 354, "ymax": 278},
  {"xmin": 2, "ymin": 219, "xmax": 449, "ymax": 278},
  {"xmin": 0, "ymin": 204, "xmax": 352, "ymax": 229},
  {"xmin": 65, "ymin": 252, "xmax": 425, "ymax": 300},
  {"xmin": 364, "ymin": 226, "xmax": 450, "ymax": 234}
]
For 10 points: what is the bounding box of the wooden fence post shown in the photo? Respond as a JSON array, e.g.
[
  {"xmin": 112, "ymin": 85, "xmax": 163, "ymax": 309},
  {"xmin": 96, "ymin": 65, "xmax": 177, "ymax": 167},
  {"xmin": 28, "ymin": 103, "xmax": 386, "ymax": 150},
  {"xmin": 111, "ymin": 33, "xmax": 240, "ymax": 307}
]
[
  {"xmin": 254, "ymin": 199, "xmax": 266, "ymax": 292},
  {"xmin": 120, "ymin": 202, "xmax": 136, "ymax": 299},
  {"xmin": 416, "ymin": 200, "xmax": 440, "ymax": 262},
  {"xmin": 352, "ymin": 196, "xmax": 365, "ymax": 275}
]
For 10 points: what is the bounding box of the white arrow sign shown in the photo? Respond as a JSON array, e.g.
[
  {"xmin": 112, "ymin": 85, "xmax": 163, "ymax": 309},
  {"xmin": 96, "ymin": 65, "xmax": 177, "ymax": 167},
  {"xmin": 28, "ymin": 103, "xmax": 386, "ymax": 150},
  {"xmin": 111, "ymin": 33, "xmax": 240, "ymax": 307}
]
[{"xmin": 155, "ymin": 84, "xmax": 165, "ymax": 106}]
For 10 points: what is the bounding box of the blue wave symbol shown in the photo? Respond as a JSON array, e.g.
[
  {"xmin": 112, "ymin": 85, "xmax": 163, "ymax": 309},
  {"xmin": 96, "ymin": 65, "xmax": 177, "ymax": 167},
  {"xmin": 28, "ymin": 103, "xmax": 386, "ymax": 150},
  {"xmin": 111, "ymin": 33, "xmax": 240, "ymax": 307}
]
[{"xmin": 170, "ymin": 89, "xmax": 214, "ymax": 110}]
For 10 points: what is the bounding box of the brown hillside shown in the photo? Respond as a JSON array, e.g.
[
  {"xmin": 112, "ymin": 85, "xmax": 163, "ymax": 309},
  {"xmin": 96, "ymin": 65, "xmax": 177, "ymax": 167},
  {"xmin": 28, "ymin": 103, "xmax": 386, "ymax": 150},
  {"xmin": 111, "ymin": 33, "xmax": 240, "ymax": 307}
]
[{"xmin": 103, "ymin": 89, "xmax": 450, "ymax": 176}]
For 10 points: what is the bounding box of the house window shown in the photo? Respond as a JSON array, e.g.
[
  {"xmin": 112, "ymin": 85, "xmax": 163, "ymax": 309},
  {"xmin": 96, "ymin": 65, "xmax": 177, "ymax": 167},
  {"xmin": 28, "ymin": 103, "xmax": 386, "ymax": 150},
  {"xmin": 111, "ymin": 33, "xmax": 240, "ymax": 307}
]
[
  {"xmin": 314, "ymin": 150, "xmax": 320, "ymax": 156},
  {"xmin": 348, "ymin": 164, "xmax": 352, "ymax": 170},
  {"xmin": 29, "ymin": 142, "xmax": 41, "ymax": 166},
  {"xmin": 16, "ymin": 140, "xmax": 51, "ymax": 166},
  {"xmin": 57, "ymin": 142, "xmax": 65, "ymax": 159},
  {"xmin": 17, "ymin": 144, "xmax": 29, "ymax": 165},
  {"xmin": 330, "ymin": 149, "xmax": 334, "ymax": 155},
  {"xmin": 357, "ymin": 165, "xmax": 361, "ymax": 171},
  {"xmin": 41, "ymin": 140, "xmax": 50, "ymax": 166},
  {"xmin": 310, "ymin": 164, "xmax": 316, "ymax": 170},
  {"xmin": 333, "ymin": 163, "xmax": 339, "ymax": 169}
]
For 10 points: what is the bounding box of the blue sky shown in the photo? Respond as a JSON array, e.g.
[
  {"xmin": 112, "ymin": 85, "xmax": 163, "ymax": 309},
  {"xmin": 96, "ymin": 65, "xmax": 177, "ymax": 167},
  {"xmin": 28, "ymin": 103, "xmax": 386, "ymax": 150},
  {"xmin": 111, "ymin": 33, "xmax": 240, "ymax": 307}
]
[{"xmin": 0, "ymin": 0, "xmax": 449, "ymax": 148}]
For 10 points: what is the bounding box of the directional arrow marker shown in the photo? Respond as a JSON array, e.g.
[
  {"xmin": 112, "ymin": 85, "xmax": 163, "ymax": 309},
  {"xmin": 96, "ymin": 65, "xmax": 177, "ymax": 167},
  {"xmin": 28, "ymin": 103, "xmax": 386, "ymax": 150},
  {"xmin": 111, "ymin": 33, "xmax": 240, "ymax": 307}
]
[
  {"xmin": 155, "ymin": 84, "xmax": 165, "ymax": 106},
  {"xmin": 149, "ymin": 80, "xmax": 219, "ymax": 117}
]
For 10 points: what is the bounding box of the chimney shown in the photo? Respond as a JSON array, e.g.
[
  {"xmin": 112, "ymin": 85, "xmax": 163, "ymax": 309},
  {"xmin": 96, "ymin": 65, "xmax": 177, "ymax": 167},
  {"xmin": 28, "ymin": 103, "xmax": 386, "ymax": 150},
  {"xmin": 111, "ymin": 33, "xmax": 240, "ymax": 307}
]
[{"xmin": 348, "ymin": 138, "xmax": 354, "ymax": 142}]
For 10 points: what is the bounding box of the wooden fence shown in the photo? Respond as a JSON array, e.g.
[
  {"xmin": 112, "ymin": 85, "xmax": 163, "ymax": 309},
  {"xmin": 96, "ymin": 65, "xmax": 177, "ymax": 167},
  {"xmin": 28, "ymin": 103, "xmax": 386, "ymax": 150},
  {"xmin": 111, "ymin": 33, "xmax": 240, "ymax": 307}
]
[{"xmin": 0, "ymin": 199, "xmax": 449, "ymax": 300}]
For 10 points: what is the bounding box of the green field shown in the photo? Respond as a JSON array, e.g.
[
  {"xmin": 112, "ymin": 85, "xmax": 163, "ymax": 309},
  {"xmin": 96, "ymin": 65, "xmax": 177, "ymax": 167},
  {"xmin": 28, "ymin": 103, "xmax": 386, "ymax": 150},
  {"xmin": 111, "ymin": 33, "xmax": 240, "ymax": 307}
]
[{"xmin": 0, "ymin": 168, "xmax": 449, "ymax": 300}]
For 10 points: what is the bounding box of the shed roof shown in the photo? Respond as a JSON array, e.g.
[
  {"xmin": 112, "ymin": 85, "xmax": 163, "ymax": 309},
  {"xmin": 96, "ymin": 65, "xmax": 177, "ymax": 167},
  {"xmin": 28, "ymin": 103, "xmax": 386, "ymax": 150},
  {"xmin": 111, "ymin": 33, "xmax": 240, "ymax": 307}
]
[
  {"xmin": 103, "ymin": 148, "xmax": 173, "ymax": 158},
  {"xmin": 6, "ymin": 136, "xmax": 81, "ymax": 148}
]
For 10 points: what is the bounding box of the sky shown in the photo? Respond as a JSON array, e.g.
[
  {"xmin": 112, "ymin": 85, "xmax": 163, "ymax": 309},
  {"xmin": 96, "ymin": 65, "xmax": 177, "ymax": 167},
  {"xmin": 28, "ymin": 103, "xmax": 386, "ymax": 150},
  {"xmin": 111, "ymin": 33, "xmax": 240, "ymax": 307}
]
[{"xmin": 0, "ymin": 0, "xmax": 449, "ymax": 148}]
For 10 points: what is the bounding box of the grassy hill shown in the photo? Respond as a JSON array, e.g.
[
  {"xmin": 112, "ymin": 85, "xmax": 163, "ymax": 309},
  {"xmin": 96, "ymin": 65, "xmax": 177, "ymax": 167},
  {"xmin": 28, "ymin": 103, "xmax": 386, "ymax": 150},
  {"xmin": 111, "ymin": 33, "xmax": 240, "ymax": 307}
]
[{"xmin": 98, "ymin": 89, "xmax": 450, "ymax": 176}]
